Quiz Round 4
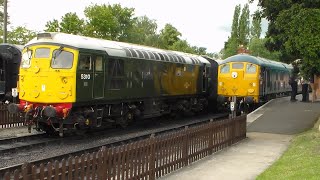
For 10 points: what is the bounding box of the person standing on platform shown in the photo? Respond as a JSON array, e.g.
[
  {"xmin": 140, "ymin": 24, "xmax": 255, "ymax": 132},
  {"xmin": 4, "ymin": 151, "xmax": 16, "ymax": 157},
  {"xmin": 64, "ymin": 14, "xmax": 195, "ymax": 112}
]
[
  {"xmin": 301, "ymin": 77, "xmax": 309, "ymax": 102},
  {"xmin": 309, "ymin": 73, "xmax": 317, "ymax": 102},
  {"xmin": 289, "ymin": 61, "xmax": 300, "ymax": 102}
]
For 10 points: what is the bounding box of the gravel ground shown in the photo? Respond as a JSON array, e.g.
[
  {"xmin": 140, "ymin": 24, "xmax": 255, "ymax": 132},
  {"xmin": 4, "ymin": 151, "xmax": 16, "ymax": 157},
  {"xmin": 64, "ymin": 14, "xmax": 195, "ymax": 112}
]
[
  {"xmin": 0, "ymin": 113, "xmax": 224, "ymax": 169},
  {"xmin": 0, "ymin": 126, "xmax": 42, "ymax": 139}
]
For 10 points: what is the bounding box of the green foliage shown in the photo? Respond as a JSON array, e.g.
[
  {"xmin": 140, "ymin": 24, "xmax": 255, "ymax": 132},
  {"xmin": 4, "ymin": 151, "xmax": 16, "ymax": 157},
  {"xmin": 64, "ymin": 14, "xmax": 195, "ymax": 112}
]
[
  {"xmin": 251, "ymin": 10, "xmax": 262, "ymax": 38},
  {"xmin": 231, "ymin": 5, "xmax": 241, "ymax": 39},
  {"xmin": 169, "ymin": 40, "xmax": 194, "ymax": 53},
  {"xmin": 84, "ymin": 3, "xmax": 135, "ymax": 41},
  {"xmin": 253, "ymin": 0, "xmax": 320, "ymax": 77},
  {"xmin": 223, "ymin": 38, "xmax": 238, "ymax": 59},
  {"xmin": 238, "ymin": 4, "xmax": 250, "ymax": 46},
  {"xmin": 223, "ymin": 4, "xmax": 251, "ymax": 59},
  {"xmin": 60, "ymin": 13, "xmax": 85, "ymax": 35},
  {"xmin": 45, "ymin": 19, "xmax": 60, "ymax": 32},
  {"xmin": 41, "ymin": 3, "xmax": 215, "ymax": 56},
  {"xmin": 249, "ymin": 38, "xmax": 280, "ymax": 60},
  {"xmin": 7, "ymin": 26, "xmax": 36, "ymax": 45},
  {"xmin": 127, "ymin": 16, "xmax": 158, "ymax": 45},
  {"xmin": 159, "ymin": 24, "xmax": 182, "ymax": 49}
]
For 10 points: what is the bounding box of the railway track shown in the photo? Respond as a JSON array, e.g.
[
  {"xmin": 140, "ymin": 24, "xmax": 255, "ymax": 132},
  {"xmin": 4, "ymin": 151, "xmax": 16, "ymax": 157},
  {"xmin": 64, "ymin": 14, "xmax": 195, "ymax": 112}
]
[
  {"xmin": 0, "ymin": 133, "xmax": 60, "ymax": 154},
  {"xmin": 0, "ymin": 112, "xmax": 228, "ymax": 177}
]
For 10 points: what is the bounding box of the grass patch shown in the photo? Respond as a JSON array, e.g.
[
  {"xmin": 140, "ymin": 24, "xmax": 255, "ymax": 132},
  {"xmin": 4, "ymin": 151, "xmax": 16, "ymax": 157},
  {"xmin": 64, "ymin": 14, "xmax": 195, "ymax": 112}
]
[{"xmin": 257, "ymin": 128, "xmax": 320, "ymax": 180}]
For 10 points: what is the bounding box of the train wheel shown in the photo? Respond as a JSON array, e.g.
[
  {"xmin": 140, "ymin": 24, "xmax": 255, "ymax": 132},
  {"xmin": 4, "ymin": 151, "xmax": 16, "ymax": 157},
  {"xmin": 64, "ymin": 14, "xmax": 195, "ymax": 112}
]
[{"xmin": 117, "ymin": 112, "xmax": 133, "ymax": 128}]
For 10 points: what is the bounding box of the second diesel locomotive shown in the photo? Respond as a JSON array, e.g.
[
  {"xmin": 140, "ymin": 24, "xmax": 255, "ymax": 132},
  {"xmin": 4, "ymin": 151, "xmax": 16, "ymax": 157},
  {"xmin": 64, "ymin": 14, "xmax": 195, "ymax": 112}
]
[
  {"xmin": 217, "ymin": 54, "xmax": 294, "ymax": 112},
  {"xmin": 8, "ymin": 32, "xmax": 218, "ymax": 136}
]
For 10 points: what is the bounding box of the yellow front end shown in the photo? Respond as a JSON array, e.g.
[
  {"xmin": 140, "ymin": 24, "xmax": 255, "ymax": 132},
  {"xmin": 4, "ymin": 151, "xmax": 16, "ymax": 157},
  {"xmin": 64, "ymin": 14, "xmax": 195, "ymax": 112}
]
[
  {"xmin": 19, "ymin": 45, "xmax": 78, "ymax": 103},
  {"xmin": 218, "ymin": 62, "xmax": 260, "ymax": 102}
]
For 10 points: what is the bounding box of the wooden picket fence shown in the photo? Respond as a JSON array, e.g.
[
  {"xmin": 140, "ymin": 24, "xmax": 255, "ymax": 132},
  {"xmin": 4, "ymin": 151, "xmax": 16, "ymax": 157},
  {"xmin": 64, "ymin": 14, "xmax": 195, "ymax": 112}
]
[
  {"xmin": 3, "ymin": 115, "xmax": 247, "ymax": 180},
  {"xmin": 0, "ymin": 103, "xmax": 24, "ymax": 128}
]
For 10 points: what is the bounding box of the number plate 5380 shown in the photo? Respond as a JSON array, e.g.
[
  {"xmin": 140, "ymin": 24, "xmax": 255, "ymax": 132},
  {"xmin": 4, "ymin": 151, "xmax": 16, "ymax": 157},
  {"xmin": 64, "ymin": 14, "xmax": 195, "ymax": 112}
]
[{"xmin": 81, "ymin": 74, "xmax": 91, "ymax": 80}]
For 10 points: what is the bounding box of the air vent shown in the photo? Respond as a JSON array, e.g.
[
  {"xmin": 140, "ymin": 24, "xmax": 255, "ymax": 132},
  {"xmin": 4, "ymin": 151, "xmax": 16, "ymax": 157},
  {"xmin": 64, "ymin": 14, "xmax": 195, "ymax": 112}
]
[
  {"xmin": 129, "ymin": 49, "xmax": 138, "ymax": 58},
  {"xmin": 148, "ymin": 52, "xmax": 155, "ymax": 59},
  {"xmin": 153, "ymin": 52, "xmax": 160, "ymax": 60},
  {"xmin": 159, "ymin": 53, "xmax": 165, "ymax": 61},
  {"xmin": 142, "ymin": 51, "xmax": 149, "ymax": 59},
  {"xmin": 163, "ymin": 54, "xmax": 170, "ymax": 61},
  {"xmin": 124, "ymin": 48, "xmax": 132, "ymax": 57},
  {"xmin": 136, "ymin": 50, "xmax": 144, "ymax": 59}
]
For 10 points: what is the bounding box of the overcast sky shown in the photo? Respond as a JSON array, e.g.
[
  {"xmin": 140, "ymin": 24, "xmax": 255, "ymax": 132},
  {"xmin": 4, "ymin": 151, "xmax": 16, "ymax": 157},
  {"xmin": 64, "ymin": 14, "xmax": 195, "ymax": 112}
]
[{"xmin": 8, "ymin": 0, "xmax": 266, "ymax": 53}]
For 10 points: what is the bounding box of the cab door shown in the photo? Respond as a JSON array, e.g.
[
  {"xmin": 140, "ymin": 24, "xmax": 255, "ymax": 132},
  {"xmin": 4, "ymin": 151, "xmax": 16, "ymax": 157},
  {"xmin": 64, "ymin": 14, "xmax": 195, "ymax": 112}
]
[
  {"xmin": 77, "ymin": 54, "xmax": 93, "ymax": 102},
  {"xmin": 93, "ymin": 55, "xmax": 105, "ymax": 98}
]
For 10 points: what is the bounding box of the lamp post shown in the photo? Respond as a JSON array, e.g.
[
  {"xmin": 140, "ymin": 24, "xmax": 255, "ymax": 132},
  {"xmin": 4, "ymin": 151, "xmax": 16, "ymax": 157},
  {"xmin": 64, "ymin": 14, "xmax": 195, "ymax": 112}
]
[{"xmin": 3, "ymin": 0, "xmax": 7, "ymax": 43}]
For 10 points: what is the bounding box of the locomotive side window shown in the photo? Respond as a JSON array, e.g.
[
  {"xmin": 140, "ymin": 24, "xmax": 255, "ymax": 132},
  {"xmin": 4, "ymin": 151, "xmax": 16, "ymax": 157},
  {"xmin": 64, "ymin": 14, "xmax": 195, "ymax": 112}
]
[
  {"xmin": 35, "ymin": 48, "xmax": 50, "ymax": 58},
  {"xmin": 220, "ymin": 64, "xmax": 230, "ymax": 73},
  {"xmin": 95, "ymin": 56, "xmax": 103, "ymax": 71},
  {"xmin": 108, "ymin": 58, "xmax": 125, "ymax": 89},
  {"xmin": 232, "ymin": 63, "xmax": 244, "ymax": 69},
  {"xmin": 21, "ymin": 50, "xmax": 33, "ymax": 69},
  {"xmin": 51, "ymin": 50, "xmax": 74, "ymax": 69},
  {"xmin": 78, "ymin": 55, "xmax": 92, "ymax": 70},
  {"xmin": 246, "ymin": 64, "xmax": 256, "ymax": 74}
]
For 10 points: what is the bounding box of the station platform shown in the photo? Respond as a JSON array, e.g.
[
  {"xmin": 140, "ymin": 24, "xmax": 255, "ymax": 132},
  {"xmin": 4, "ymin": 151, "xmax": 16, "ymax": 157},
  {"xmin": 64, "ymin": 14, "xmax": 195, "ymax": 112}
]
[{"xmin": 161, "ymin": 94, "xmax": 320, "ymax": 180}]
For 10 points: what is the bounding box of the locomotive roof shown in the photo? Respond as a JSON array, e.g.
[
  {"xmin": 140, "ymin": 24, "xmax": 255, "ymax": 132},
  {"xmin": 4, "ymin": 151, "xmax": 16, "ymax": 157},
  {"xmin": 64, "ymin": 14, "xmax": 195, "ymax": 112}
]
[
  {"xmin": 26, "ymin": 32, "xmax": 211, "ymax": 66},
  {"xmin": 221, "ymin": 54, "xmax": 292, "ymax": 71}
]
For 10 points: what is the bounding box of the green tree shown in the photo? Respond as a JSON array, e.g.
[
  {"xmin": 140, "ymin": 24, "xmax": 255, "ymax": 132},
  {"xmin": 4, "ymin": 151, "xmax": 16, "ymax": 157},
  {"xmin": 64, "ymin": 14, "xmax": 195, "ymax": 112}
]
[
  {"xmin": 159, "ymin": 24, "xmax": 181, "ymax": 49},
  {"xmin": 223, "ymin": 38, "xmax": 239, "ymax": 59},
  {"xmin": 231, "ymin": 5, "xmax": 241, "ymax": 39},
  {"xmin": 7, "ymin": 26, "xmax": 36, "ymax": 45},
  {"xmin": 169, "ymin": 40, "xmax": 194, "ymax": 53},
  {"xmin": 251, "ymin": 10, "xmax": 262, "ymax": 39},
  {"xmin": 128, "ymin": 16, "xmax": 158, "ymax": 45},
  {"xmin": 60, "ymin": 13, "xmax": 84, "ymax": 35},
  {"xmin": 249, "ymin": 38, "xmax": 280, "ymax": 60},
  {"xmin": 84, "ymin": 3, "xmax": 135, "ymax": 41},
  {"xmin": 45, "ymin": 19, "xmax": 60, "ymax": 32},
  {"xmin": 223, "ymin": 5, "xmax": 241, "ymax": 59},
  {"xmin": 238, "ymin": 4, "xmax": 250, "ymax": 46},
  {"xmin": 252, "ymin": 0, "xmax": 320, "ymax": 76}
]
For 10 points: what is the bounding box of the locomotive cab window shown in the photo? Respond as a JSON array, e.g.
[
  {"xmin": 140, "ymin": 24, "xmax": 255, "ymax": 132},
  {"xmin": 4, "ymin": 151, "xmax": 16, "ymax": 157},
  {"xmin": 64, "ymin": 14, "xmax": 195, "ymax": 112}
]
[
  {"xmin": 95, "ymin": 56, "xmax": 103, "ymax": 71},
  {"xmin": 220, "ymin": 64, "xmax": 230, "ymax": 73},
  {"xmin": 51, "ymin": 50, "xmax": 74, "ymax": 69},
  {"xmin": 21, "ymin": 49, "xmax": 33, "ymax": 69},
  {"xmin": 246, "ymin": 64, "xmax": 257, "ymax": 74},
  {"xmin": 232, "ymin": 63, "xmax": 244, "ymax": 69},
  {"xmin": 35, "ymin": 48, "xmax": 50, "ymax": 58},
  {"xmin": 78, "ymin": 55, "xmax": 92, "ymax": 70}
]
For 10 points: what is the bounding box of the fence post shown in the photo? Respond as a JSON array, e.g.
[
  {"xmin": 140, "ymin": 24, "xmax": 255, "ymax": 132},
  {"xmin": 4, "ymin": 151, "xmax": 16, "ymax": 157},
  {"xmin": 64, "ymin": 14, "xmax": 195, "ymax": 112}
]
[
  {"xmin": 209, "ymin": 119, "xmax": 213, "ymax": 155},
  {"xmin": 182, "ymin": 126, "xmax": 189, "ymax": 167},
  {"xmin": 149, "ymin": 135, "xmax": 156, "ymax": 180},
  {"xmin": 21, "ymin": 162, "xmax": 32, "ymax": 180}
]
